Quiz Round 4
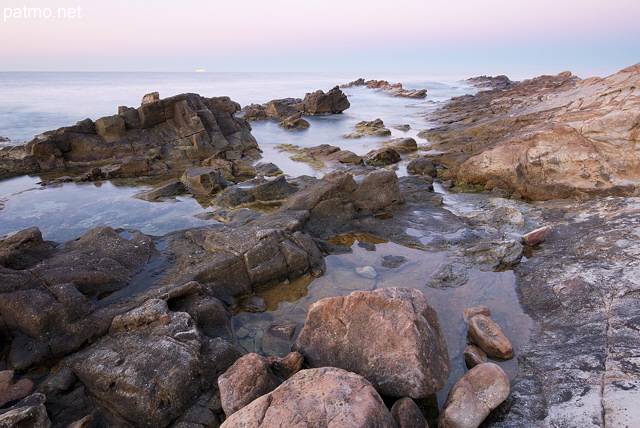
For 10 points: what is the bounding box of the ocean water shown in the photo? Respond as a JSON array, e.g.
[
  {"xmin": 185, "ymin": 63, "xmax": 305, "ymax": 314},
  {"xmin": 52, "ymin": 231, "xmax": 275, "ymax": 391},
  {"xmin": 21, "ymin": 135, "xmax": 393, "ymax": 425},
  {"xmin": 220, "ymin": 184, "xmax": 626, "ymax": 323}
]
[{"xmin": 0, "ymin": 71, "xmax": 478, "ymax": 240}]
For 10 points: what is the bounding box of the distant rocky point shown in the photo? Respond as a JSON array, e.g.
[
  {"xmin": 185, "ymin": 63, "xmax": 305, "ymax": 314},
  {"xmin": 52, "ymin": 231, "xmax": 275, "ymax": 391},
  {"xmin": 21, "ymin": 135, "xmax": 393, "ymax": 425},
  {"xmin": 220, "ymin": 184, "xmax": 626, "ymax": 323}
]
[
  {"xmin": 341, "ymin": 78, "xmax": 427, "ymax": 98},
  {"xmin": 464, "ymin": 74, "xmax": 514, "ymax": 89}
]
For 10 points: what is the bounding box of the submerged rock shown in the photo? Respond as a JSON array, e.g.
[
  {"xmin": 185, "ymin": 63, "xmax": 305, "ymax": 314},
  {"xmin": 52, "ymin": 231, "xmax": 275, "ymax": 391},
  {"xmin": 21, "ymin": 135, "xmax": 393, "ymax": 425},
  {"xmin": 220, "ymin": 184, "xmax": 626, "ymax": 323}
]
[
  {"xmin": 467, "ymin": 314, "xmax": 514, "ymax": 360},
  {"xmin": 220, "ymin": 367, "xmax": 397, "ymax": 428},
  {"xmin": 292, "ymin": 287, "xmax": 449, "ymax": 398}
]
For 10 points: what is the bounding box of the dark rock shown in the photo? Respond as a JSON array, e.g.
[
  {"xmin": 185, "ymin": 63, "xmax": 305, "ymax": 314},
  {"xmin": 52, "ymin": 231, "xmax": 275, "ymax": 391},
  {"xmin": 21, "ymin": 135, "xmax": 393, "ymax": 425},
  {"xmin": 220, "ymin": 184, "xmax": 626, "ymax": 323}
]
[
  {"xmin": 104, "ymin": 155, "xmax": 150, "ymax": 178},
  {"xmin": 365, "ymin": 147, "xmax": 401, "ymax": 165},
  {"xmin": 0, "ymin": 370, "xmax": 35, "ymax": 407},
  {"xmin": 220, "ymin": 367, "xmax": 397, "ymax": 427},
  {"xmin": 463, "ymin": 345, "xmax": 487, "ymax": 368},
  {"xmin": 297, "ymin": 86, "xmax": 350, "ymax": 115},
  {"xmin": 330, "ymin": 150, "xmax": 363, "ymax": 164},
  {"xmin": 218, "ymin": 353, "xmax": 278, "ymax": 416},
  {"xmin": 390, "ymin": 397, "xmax": 427, "ymax": 428},
  {"xmin": 0, "ymin": 227, "xmax": 53, "ymax": 270},
  {"xmin": 465, "ymin": 75, "xmax": 514, "ymax": 89},
  {"xmin": 242, "ymin": 103, "xmax": 269, "ymax": 121},
  {"xmin": 94, "ymin": 115, "xmax": 126, "ymax": 143},
  {"xmin": 134, "ymin": 181, "xmax": 187, "ymax": 202},
  {"xmin": 340, "ymin": 78, "xmax": 366, "ymax": 87},
  {"xmin": 141, "ymin": 91, "xmax": 160, "ymax": 105},
  {"xmin": 384, "ymin": 137, "xmax": 418, "ymax": 153},
  {"xmin": 352, "ymin": 169, "xmax": 404, "ymax": 212},
  {"xmin": 266, "ymin": 351, "xmax": 304, "ymax": 380},
  {"xmin": 381, "ymin": 255, "xmax": 408, "ymax": 268},
  {"xmin": 254, "ymin": 162, "xmax": 282, "ymax": 176},
  {"xmin": 181, "ymin": 167, "xmax": 230, "ymax": 196},
  {"xmin": 407, "ymin": 157, "xmax": 437, "ymax": 177},
  {"xmin": 279, "ymin": 114, "xmax": 310, "ymax": 130},
  {"xmin": 292, "ymin": 287, "xmax": 449, "ymax": 398},
  {"xmin": 365, "ymin": 80, "xmax": 427, "ymax": 98},
  {"xmin": 0, "ymin": 393, "xmax": 51, "ymax": 427},
  {"xmin": 265, "ymin": 98, "xmax": 302, "ymax": 119}
]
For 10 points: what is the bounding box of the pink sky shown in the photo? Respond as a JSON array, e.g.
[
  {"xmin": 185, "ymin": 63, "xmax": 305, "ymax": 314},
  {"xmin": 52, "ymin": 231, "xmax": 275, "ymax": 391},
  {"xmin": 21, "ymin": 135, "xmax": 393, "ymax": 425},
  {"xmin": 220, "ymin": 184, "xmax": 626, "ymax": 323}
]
[{"xmin": 1, "ymin": 0, "xmax": 638, "ymax": 72}]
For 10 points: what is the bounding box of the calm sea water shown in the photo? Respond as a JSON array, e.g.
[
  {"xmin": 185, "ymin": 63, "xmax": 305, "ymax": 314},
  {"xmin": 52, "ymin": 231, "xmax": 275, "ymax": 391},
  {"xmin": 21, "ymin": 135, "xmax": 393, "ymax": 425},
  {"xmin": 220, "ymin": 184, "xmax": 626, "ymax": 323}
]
[{"xmin": 0, "ymin": 71, "xmax": 479, "ymax": 240}]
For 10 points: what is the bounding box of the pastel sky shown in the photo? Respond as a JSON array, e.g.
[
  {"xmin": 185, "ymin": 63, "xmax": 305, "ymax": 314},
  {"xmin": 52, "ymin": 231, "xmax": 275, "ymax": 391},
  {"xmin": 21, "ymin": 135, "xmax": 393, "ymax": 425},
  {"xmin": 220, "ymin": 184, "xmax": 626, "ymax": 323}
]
[{"xmin": 1, "ymin": 0, "xmax": 639, "ymax": 74}]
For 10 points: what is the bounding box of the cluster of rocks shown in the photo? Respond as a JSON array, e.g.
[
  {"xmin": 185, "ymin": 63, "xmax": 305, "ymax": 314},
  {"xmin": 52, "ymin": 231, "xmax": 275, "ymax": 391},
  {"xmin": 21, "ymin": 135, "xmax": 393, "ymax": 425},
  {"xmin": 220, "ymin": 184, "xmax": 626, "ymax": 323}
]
[
  {"xmin": 0, "ymin": 92, "xmax": 260, "ymax": 180},
  {"xmin": 421, "ymin": 63, "xmax": 640, "ymax": 199},
  {"xmin": 342, "ymin": 78, "xmax": 428, "ymax": 98},
  {"xmin": 242, "ymin": 86, "xmax": 350, "ymax": 127}
]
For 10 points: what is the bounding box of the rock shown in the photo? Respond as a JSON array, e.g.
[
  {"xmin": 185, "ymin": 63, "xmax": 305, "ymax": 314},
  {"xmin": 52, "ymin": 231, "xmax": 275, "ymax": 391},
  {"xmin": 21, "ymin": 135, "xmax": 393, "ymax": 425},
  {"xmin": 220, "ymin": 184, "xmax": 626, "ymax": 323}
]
[
  {"xmin": 0, "ymin": 226, "xmax": 53, "ymax": 270},
  {"xmin": 385, "ymin": 137, "xmax": 418, "ymax": 153},
  {"xmin": 390, "ymin": 397, "xmax": 427, "ymax": 428},
  {"xmin": 69, "ymin": 299, "xmax": 240, "ymax": 427},
  {"xmin": 352, "ymin": 118, "xmax": 392, "ymax": 137},
  {"xmin": 393, "ymin": 124, "xmax": 411, "ymax": 131},
  {"xmin": 467, "ymin": 314, "xmax": 514, "ymax": 359},
  {"xmin": 465, "ymin": 75, "xmax": 513, "ymax": 89},
  {"xmin": 463, "ymin": 345, "xmax": 488, "ymax": 368},
  {"xmin": 278, "ymin": 114, "xmax": 310, "ymax": 130},
  {"xmin": 330, "ymin": 150, "xmax": 363, "ymax": 164},
  {"xmin": 1, "ymin": 92, "xmax": 259, "ymax": 180},
  {"xmin": 0, "ymin": 370, "xmax": 35, "ymax": 407},
  {"xmin": 381, "ymin": 255, "xmax": 408, "ymax": 268},
  {"xmin": 423, "ymin": 64, "xmax": 640, "ymax": 199},
  {"xmin": 352, "ymin": 169, "xmax": 405, "ymax": 212},
  {"xmin": 292, "ymin": 287, "xmax": 449, "ymax": 398},
  {"xmin": 340, "ymin": 78, "xmax": 366, "ymax": 87},
  {"xmin": 181, "ymin": 167, "xmax": 230, "ymax": 196},
  {"xmin": 219, "ymin": 367, "xmax": 397, "ymax": 428},
  {"xmin": 242, "ymin": 103, "xmax": 269, "ymax": 120},
  {"xmin": 134, "ymin": 180, "xmax": 187, "ymax": 202},
  {"xmin": 0, "ymin": 393, "xmax": 51, "ymax": 428},
  {"xmin": 365, "ymin": 147, "xmax": 401, "ymax": 165},
  {"xmin": 463, "ymin": 305, "xmax": 491, "ymax": 323},
  {"xmin": 141, "ymin": 91, "xmax": 160, "ymax": 104},
  {"xmin": 265, "ymin": 98, "xmax": 302, "ymax": 119},
  {"xmin": 254, "ymin": 162, "xmax": 282, "ymax": 176},
  {"xmin": 355, "ymin": 266, "xmax": 377, "ymax": 279},
  {"xmin": 522, "ymin": 225, "xmax": 552, "ymax": 246},
  {"xmin": 218, "ymin": 353, "xmax": 279, "ymax": 416},
  {"xmin": 297, "ymin": 86, "xmax": 350, "ymax": 115},
  {"xmin": 407, "ymin": 157, "xmax": 437, "ymax": 177},
  {"xmin": 365, "ymin": 80, "xmax": 428, "ymax": 98},
  {"xmin": 438, "ymin": 363, "xmax": 510, "ymax": 428},
  {"xmin": 266, "ymin": 351, "xmax": 304, "ymax": 379},
  {"xmin": 266, "ymin": 323, "xmax": 297, "ymax": 340},
  {"xmin": 104, "ymin": 155, "xmax": 150, "ymax": 178}
]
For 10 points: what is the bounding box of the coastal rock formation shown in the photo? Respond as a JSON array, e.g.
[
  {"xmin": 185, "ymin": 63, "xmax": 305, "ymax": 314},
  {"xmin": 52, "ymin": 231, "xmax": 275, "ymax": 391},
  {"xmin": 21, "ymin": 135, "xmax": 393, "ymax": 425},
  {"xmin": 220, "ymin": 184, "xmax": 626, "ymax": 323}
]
[
  {"xmin": 438, "ymin": 363, "xmax": 510, "ymax": 428},
  {"xmin": 220, "ymin": 367, "xmax": 397, "ymax": 428},
  {"xmin": 296, "ymin": 86, "xmax": 350, "ymax": 115},
  {"xmin": 292, "ymin": 287, "xmax": 450, "ymax": 398},
  {"xmin": 422, "ymin": 63, "xmax": 640, "ymax": 199},
  {"xmin": 0, "ymin": 92, "xmax": 260, "ymax": 179},
  {"xmin": 365, "ymin": 147, "xmax": 401, "ymax": 166},
  {"xmin": 345, "ymin": 118, "xmax": 392, "ymax": 138},
  {"xmin": 465, "ymin": 75, "xmax": 513, "ymax": 89},
  {"xmin": 407, "ymin": 157, "xmax": 437, "ymax": 177},
  {"xmin": 278, "ymin": 114, "xmax": 310, "ymax": 130},
  {"xmin": 342, "ymin": 78, "xmax": 427, "ymax": 98}
]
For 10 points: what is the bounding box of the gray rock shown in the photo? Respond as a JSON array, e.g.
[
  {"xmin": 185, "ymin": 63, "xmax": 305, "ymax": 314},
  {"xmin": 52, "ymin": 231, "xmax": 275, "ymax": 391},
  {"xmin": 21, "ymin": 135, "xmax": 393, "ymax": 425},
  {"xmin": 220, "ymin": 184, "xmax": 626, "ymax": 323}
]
[
  {"xmin": 407, "ymin": 157, "xmax": 437, "ymax": 177},
  {"xmin": 0, "ymin": 227, "xmax": 53, "ymax": 270},
  {"xmin": 0, "ymin": 393, "xmax": 51, "ymax": 428},
  {"xmin": 353, "ymin": 169, "xmax": 405, "ymax": 212},
  {"xmin": 292, "ymin": 287, "xmax": 449, "ymax": 398}
]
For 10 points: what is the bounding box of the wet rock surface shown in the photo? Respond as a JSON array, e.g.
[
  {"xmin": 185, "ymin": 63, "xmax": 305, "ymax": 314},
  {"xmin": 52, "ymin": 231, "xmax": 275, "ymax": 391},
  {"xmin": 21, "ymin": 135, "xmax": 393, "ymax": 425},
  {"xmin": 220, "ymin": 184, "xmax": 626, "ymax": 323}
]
[{"xmin": 422, "ymin": 63, "xmax": 640, "ymax": 199}]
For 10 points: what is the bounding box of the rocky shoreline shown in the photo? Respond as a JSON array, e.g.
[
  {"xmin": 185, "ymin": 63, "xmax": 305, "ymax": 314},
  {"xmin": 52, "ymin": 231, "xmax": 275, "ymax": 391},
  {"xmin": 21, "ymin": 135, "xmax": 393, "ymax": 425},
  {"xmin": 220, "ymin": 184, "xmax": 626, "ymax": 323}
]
[{"xmin": 2, "ymin": 65, "xmax": 640, "ymax": 427}]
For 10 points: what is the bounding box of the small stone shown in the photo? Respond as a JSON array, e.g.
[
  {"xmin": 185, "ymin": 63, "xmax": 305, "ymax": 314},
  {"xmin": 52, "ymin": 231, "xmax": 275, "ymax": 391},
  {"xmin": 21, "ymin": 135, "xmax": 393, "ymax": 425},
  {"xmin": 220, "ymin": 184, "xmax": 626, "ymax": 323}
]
[
  {"xmin": 355, "ymin": 266, "xmax": 377, "ymax": 279},
  {"xmin": 463, "ymin": 305, "xmax": 492, "ymax": 323},
  {"xmin": 381, "ymin": 255, "xmax": 408, "ymax": 268},
  {"xmin": 357, "ymin": 241, "xmax": 376, "ymax": 251},
  {"xmin": 390, "ymin": 397, "xmax": 427, "ymax": 428},
  {"xmin": 522, "ymin": 226, "xmax": 552, "ymax": 246},
  {"xmin": 463, "ymin": 345, "xmax": 488, "ymax": 368},
  {"xmin": 467, "ymin": 314, "xmax": 514, "ymax": 359},
  {"xmin": 267, "ymin": 324, "xmax": 297, "ymax": 340},
  {"xmin": 266, "ymin": 351, "xmax": 304, "ymax": 379}
]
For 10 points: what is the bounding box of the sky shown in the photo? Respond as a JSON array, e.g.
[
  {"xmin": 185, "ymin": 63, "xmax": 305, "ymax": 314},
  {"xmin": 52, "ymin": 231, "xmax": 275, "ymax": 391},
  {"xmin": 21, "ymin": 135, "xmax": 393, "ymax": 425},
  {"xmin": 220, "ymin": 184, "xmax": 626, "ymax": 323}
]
[{"xmin": 1, "ymin": 0, "xmax": 639, "ymax": 75}]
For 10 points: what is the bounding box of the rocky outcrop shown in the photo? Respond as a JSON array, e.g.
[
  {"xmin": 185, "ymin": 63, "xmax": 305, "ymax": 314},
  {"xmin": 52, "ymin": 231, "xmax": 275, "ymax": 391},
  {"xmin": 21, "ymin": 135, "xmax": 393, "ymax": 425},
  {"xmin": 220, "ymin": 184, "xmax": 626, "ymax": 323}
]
[
  {"xmin": 292, "ymin": 287, "xmax": 449, "ymax": 398},
  {"xmin": 297, "ymin": 86, "xmax": 350, "ymax": 115},
  {"xmin": 365, "ymin": 147, "xmax": 401, "ymax": 165},
  {"xmin": 278, "ymin": 114, "xmax": 310, "ymax": 130},
  {"xmin": 0, "ymin": 92, "xmax": 260, "ymax": 179},
  {"xmin": 438, "ymin": 363, "xmax": 510, "ymax": 428},
  {"xmin": 465, "ymin": 75, "xmax": 513, "ymax": 89},
  {"xmin": 220, "ymin": 367, "xmax": 397, "ymax": 427},
  {"xmin": 342, "ymin": 79, "xmax": 427, "ymax": 98},
  {"xmin": 345, "ymin": 118, "xmax": 391, "ymax": 138},
  {"xmin": 422, "ymin": 63, "xmax": 640, "ymax": 200}
]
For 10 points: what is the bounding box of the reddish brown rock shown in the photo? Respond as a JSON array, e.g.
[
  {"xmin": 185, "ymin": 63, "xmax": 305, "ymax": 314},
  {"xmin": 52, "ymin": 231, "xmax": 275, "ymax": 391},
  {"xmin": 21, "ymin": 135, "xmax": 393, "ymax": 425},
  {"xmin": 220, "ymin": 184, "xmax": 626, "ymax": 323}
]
[
  {"xmin": 218, "ymin": 353, "xmax": 278, "ymax": 416},
  {"xmin": 467, "ymin": 314, "xmax": 514, "ymax": 359},
  {"xmin": 463, "ymin": 345, "xmax": 488, "ymax": 368},
  {"xmin": 438, "ymin": 363, "xmax": 510, "ymax": 428},
  {"xmin": 365, "ymin": 147, "xmax": 401, "ymax": 166},
  {"xmin": 297, "ymin": 86, "xmax": 350, "ymax": 115},
  {"xmin": 266, "ymin": 351, "xmax": 304, "ymax": 379},
  {"xmin": 522, "ymin": 225, "xmax": 552, "ymax": 246},
  {"xmin": 390, "ymin": 397, "xmax": 427, "ymax": 428},
  {"xmin": 0, "ymin": 371, "xmax": 35, "ymax": 407},
  {"xmin": 463, "ymin": 305, "xmax": 491, "ymax": 323},
  {"xmin": 292, "ymin": 287, "xmax": 449, "ymax": 398},
  {"xmin": 220, "ymin": 367, "xmax": 396, "ymax": 427},
  {"xmin": 278, "ymin": 114, "xmax": 310, "ymax": 130}
]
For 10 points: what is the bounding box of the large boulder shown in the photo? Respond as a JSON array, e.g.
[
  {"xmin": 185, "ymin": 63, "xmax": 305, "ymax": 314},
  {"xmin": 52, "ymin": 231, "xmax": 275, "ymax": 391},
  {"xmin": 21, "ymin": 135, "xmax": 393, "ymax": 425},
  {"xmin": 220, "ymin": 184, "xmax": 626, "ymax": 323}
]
[
  {"xmin": 438, "ymin": 363, "xmax": 510, "ymax": 428},
  {"xmin": 297, "ymin": 86, "xmax": 350, "ymax": 115},
  {"xmin": 365, "ymin": 147, "xmax": 401, "ymax": 165},
  {"xmin": 0, "ymin": 226, "xmax": 53, "ymax": 270},
  {"xmin": 68, "ymin": 299, "xmax": 239, "ymax": 427},
  {"xmin": 220, "ymin": 367, "xmax": 397, "ymax": 427},
  {"xmin": 292, "ymin": 287, "xmax": 449, "ymax": 398},
  {"xmin": 181, "ymin": 167, "xmax": 230, "ymax": 196}
]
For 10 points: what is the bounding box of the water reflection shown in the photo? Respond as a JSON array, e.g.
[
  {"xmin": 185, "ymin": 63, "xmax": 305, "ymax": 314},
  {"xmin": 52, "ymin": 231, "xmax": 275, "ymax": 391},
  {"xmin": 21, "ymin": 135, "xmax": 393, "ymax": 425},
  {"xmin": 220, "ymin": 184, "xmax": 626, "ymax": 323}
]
[{"xmin": 232, "ymin": 234, "xmax": 533, "ymax": 407}]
